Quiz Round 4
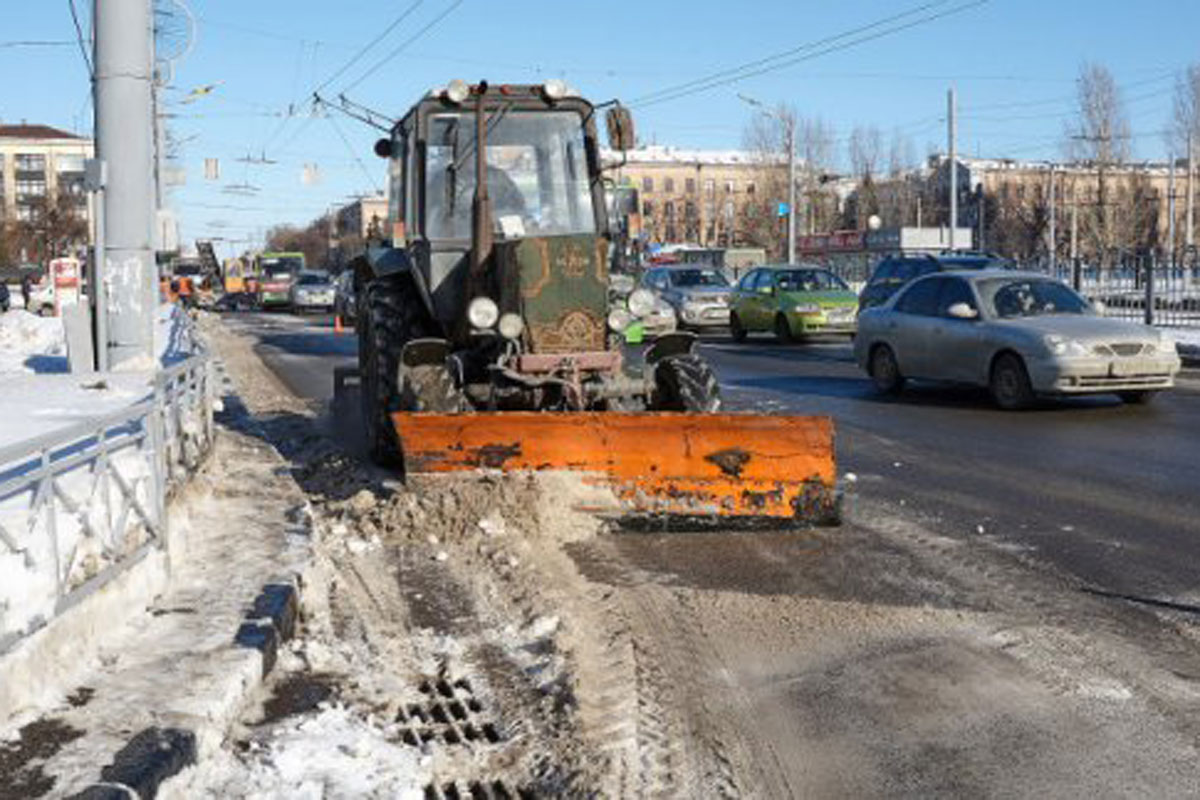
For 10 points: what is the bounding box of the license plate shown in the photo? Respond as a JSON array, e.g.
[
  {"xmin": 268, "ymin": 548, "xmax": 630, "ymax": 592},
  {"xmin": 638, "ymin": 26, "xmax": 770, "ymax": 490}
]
[{"xmin": 1110, "ymin": 359, "xmax": 1138, "ymax": 377}]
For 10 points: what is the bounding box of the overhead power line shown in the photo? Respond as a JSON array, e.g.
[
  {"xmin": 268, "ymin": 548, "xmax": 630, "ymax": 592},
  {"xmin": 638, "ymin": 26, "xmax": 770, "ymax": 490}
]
[
  {"xmin": 67, "ymin": 0, "xmax": 93, "ymax": 77},
  {"xmin": 632, "ymin": 0, "xmax": 987, "ymax": 108},
  {"xmin": 0, "ymin": 40, "xmax": 74, "ymax": 48},
  {"xmin": 314, "ymin": 0, "xmax": 424, "ymax": 94},
  {"xmin": 341, "ymin": 0, "xmax": 464, "ymax": 93}
]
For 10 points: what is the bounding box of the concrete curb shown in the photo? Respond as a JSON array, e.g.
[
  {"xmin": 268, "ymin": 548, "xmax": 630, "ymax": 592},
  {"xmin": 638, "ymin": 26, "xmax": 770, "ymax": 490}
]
[{"xmin": 68, "ymin": 578, "xmax": 303, "ymax": 799}]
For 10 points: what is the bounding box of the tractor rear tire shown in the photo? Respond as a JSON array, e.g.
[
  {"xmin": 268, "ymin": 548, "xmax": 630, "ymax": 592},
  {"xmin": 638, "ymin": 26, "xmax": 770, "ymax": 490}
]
[
  {"xmin": 360, "ymin": 274, "xmax": 431, "ymax": 466},
  {"xmin": 653, "ymin": 353, "xmax": 722, "ymax": 412}
]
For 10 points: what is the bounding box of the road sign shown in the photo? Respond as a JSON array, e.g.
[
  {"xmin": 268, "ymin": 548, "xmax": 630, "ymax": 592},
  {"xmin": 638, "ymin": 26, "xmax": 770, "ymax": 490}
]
[{"xmin": 777, "ymin": 202, "xmax": 790, "ymax": 218}]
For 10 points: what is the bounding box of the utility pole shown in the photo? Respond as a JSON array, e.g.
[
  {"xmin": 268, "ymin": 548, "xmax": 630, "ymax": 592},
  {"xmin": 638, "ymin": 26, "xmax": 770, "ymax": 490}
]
[
  {"xmin": 1048, "ymin": 165, "xmax": 1056, "ymax": 276},
  {"xmin": 1168, "ymin": 153, "xmax": 1177, "ymax": 270},
  {"xmin": 786, "ymin": 115, "xmax": 796, "ymax": 264},
  {"xmin": 1187, "ymin": 133, "xmax": 1195, "ymax": 253},
  {"xmin": 1070, "ymin": 176, "xmax": 1080, "ymax": 290},
  {"xmin": 948, "ymin": 87, "xmax": 957, "ymax": 250},
  {"xmin": 94, "ymin": 0, "xmax": 156, "ymax": 367}
]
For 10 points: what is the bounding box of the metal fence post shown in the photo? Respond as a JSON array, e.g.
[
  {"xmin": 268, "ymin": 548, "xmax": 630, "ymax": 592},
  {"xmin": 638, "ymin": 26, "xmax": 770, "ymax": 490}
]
[{"xmin": 1144, "ymin": 253, "xmax": 1155, "ymax": 326}]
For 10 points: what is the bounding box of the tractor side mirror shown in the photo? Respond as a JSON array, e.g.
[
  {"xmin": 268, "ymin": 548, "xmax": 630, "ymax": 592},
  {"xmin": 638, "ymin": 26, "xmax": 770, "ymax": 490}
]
[
  {"xmin": 373, "ymin": 138, "xmax": 393, "ymax": 159},
  {"xmin": 606, "ymin": 106, "xmax": 636, "ymax": 151}
]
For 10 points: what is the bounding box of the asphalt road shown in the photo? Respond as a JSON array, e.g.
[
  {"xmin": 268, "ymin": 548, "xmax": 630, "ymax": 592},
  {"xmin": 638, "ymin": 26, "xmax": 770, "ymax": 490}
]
[{"xmin": 222, "ymin": 310, "xmax": 1200, "ymax": 610}]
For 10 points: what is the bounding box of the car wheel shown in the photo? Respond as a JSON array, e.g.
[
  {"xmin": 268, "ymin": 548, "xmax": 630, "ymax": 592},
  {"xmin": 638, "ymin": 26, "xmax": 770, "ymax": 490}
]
[
  {"xmin": 990, "ymin": 353, "xmax": 1035, "ymax": 410},
  {"xmin": 1118, "ymin": 390, "xmax": 1158, "ymax": 405},
  {"xmin": 774, "ymin": 313, "xmax": 794, "ymax": 344},
  {"xmin": 730, "ymin": 312, "xmax": 747, "ymax": 343},
  {"xmin": 869, "ymin": 344, "xmax": 905, "ymax": 395}
]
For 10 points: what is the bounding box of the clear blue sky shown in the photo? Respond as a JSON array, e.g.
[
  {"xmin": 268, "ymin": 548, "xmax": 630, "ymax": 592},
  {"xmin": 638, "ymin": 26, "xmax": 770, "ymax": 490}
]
[{"xmin": 3, "ymin": 1, "xmax": 1197, "ymax": 255}]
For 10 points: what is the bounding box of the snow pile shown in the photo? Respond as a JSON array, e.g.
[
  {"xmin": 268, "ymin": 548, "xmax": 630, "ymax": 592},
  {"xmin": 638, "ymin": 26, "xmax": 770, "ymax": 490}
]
[
  {"xmin": 0, "ymin": 310, "xmax": 67, "ymax": 374},
  {"xmin": 172, "ymin": 706, "xmax": 424, "ymax": 799}
]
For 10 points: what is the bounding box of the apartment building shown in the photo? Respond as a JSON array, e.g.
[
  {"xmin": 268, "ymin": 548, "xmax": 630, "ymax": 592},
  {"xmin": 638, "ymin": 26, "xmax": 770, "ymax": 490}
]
[{"xmin": 0, "ymin": 124, "xmax": 93, "ymax": 224}]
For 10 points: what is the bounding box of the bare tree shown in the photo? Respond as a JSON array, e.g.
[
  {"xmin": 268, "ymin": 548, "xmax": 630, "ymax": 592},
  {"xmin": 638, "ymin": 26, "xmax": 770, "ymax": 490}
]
[
  {"xmin": 1063, "ymin": 63, "xmax": 1132, "ymax": 268},
  {"xmin": 1169, "ymin": 64, "xmax": 1200, "ymax": 156},
  {"xmin": 266, "ymin": 221, "xmax": 331, "ymax": 270},
  {"xmin": 14, "ymin": 194, "xmax": 89, "ymax": 263}
]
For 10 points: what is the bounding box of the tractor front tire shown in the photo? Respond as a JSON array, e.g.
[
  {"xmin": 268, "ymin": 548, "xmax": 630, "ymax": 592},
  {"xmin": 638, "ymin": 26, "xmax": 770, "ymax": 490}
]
[
  {"xmin": 653, "ymin": 353, "xmax": 722, "ymax": 412},
  {"xmin": 360, "ymin": 275, "xmax": 429, "ymax": 466}
]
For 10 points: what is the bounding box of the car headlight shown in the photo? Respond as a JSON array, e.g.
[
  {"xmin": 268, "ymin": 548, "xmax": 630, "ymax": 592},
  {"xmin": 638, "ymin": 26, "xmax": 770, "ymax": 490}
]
[
  {"xmin": 498, "ymin": 313, "xmax": 524, "ymax": 340},
  {"xmin": 467, "ymin": 296, "xmax": 500, "ymax": 329},
  {"xmin": 628, "ymin": 288, "xmax": 656, "ymax": 317},
  {"xmin": 793, "ymin": 303, "xmax": 821, "ymax": 314},
  {"xmin": 1043, "ymin": 334, "xmax": 1088, "ymax": 356},
  {"xmin": 608, "ymin": 308, "xmax": 634, "ymax": 332}
]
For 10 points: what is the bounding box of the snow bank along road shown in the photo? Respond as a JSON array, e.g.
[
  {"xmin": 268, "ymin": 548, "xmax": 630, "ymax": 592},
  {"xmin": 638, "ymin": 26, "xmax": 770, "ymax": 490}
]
[{"xmin": 169, "ymin": 312, "xmax": 1200, "ymax": 796}]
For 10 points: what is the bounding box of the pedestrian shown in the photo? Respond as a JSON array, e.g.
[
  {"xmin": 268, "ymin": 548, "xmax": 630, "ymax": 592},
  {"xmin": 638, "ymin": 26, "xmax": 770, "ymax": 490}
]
[{"xmin": 20, "ymin": 271, "xmax": 34, "ymax": 310}]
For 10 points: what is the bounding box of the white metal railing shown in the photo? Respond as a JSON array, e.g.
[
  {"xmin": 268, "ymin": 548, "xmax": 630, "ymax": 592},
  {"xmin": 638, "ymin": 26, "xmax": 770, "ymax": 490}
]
[{"xmin": 0, "ymin": 353, "xmax": 214, "ymax": 653}]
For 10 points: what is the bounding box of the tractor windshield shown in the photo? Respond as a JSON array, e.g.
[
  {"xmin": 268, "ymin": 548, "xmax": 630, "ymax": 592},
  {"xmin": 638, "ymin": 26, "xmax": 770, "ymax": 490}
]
[{"xmin": 426, "ymin": 110, "xmax": 596, "ymax": 240}]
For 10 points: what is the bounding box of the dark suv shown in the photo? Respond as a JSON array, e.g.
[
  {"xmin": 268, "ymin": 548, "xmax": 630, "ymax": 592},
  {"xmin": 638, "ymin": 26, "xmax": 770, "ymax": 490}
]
[{"xmin": 858, "ymin": 252, "xmax": 1012, "ymax": 311}]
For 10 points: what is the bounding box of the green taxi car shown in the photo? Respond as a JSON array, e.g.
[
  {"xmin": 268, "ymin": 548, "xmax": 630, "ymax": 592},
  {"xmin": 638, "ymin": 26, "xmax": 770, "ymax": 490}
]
[{"xmin": 730, "ymin": 265, "xmax": 859, "ymax": 342}]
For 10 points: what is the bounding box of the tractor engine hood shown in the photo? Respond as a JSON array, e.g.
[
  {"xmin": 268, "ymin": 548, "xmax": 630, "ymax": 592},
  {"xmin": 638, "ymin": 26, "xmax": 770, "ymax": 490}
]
[{"xmin": 494, "ymin": 234, "xmax": 610, "ymax": 355}]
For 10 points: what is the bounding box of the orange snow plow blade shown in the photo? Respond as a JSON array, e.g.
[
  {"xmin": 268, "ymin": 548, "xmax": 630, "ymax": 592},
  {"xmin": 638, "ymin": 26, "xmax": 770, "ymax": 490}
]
[{"xmin": 393, "ymin": 412, "xmax": 838, "ymax": 526}]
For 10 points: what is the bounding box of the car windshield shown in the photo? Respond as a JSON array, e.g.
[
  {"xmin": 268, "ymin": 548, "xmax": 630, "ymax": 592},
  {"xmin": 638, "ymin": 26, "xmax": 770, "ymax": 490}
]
[
  {"xmin": 426, "ymin": 110, "xmax": 596, "ymax": 240},
  {"xmin": 262, "ymin": 257, "xmax": 303, "ymax": 279},
  {"xmin": 978, "ymin": 278, "xmax": 1091, "ymax": 318},
  {"xmin": 669, "ymin": 269, "xmax": 729, "ymax": 288},
  {"xmin": 297, "ymin": 273, "xmax": 328, "ymax": 286},
  {"xmin": 776, "ymin": 269, "xmax": 847, "ymax": 292}
]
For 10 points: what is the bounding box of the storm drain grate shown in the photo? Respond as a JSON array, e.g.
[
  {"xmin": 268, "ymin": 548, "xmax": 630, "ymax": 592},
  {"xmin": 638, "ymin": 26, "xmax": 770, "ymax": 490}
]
[
  {"xmin": 422, "ymin": 780, "xmax": 535, "ymax": 800},
  {"xmin": 398, "ymin": 677, "xmax": 503, "ymax": 748}
]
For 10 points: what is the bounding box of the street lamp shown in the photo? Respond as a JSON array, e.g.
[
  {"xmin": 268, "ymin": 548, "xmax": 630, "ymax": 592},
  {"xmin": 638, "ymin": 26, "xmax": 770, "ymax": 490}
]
[{"xmin": 739, "ymin": 93, "xmax": 796, "ymax": 264}]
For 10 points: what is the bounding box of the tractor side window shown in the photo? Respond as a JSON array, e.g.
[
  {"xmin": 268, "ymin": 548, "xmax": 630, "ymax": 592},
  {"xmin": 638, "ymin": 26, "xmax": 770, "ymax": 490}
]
[{"xmin": 737, "ymin": 270, "xmax": 758, "ymax": 291}]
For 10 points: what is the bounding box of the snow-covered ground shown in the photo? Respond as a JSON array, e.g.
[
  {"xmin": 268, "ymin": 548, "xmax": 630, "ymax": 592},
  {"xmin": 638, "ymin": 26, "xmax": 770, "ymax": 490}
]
[{"xmin": 0, "ymin": 304, "xmax": 193, "ymax": 448}]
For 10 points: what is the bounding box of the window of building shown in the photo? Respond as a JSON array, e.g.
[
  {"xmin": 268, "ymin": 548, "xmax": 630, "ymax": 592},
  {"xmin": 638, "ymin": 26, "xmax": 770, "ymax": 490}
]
[
  {"xmin": 642, "ymin": 176, "xmax": 654, "ymax": 193},
  {"xmin": 685, "ymin": 201, "xmax": 697, "ymax": 220},
  {"xmin": 746, "ymin": 181, "xmax": 756, "ymax": 196},
  {"xmin": 642, "ymin": 200, "xmax": 654, "ymax": 218},
  {"xmin": 665, "ymin": 201, "xmax": 676, "ymax": 221},
  {"xmin": 16, "ymin": 180, "xmax": 46, "ymax": 199},
  {"xmin": 15, "ymin": 153, "xmax": 46, "ymax": 173},
  {"xmin": 664, "ymin": 177, "xmax": 675, "ymax": 193},
  {"xmin": 723, "ymin": 200, "xmax": 734, "ymax": 220},
  {"xmin": 704, "ymin": 179, "xmax": 715, "ymax": 198},
  {"xmin": 56, "ymin": 154, "xmax": 86, "ymax": 174},
  {"xmin": 16, "ymin": 205, "xmax": 35, "ymax": 221},
  {"xmin": 685, "ymin": 178, "xmax": 696, "ymax": 194},
  {"xmin": 725, "ymin": 180, "xmax": 736, "ymax": 193}
]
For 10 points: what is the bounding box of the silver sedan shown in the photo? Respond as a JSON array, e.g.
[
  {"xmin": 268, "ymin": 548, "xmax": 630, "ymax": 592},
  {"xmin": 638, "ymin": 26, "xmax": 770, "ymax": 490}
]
[{"xmin": 854, "ymin": 270, "xmax": 1181, "ymax": 408}]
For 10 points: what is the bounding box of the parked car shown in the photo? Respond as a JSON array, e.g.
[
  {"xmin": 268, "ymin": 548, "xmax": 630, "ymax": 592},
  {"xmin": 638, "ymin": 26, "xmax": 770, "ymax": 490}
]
[
  {"xmin": 730, "ymin": 265, "xmax": 859, "ymax": 342},
  {"xmin": 289, "ymin": 271, "xmax": 336, "ymax": 313},
  {"xmin": 854, "ymin": 270, "xmax": 1181, "ymax": 408},
  {"xmin": 640, "ymin": 265, "xmax": 732, "ymax": 330},
  {"xmin": 858, "ymin": 252, "xmax": 1013, "ymax": 312},
  {"xmin": 609, "ymin": 274, "xmax": 676, "ymax": 339}
]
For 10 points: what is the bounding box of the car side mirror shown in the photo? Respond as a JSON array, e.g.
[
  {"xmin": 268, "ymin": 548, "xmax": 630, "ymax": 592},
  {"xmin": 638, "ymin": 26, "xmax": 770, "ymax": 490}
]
[{"xmin": 947, "ymin": 302, "xmax": 978, "ymax": 320}]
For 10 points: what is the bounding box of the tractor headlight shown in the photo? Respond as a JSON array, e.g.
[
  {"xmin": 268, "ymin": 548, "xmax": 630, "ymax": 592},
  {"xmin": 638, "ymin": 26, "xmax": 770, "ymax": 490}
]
[
  {"xmin": 542, "ymin": 79, "xmax": 568, "ymax": 101},
  {"xmin": 468, "ymin": 296, "xmax": 500, "ymax": 329},
  {"xmin": 608, "ymin": 308, "xmax": 634, "ymax": 332},
  {"xmin": 498, "ymin": 312, "xmax": 525, "ymax": 340},
  {"xmin": 628, "ymin": 288, "xmax": 656, "ymax": 317},
  {"xmin": 444, "ymin": 79, "xmax": 470, "ymax": 104}
]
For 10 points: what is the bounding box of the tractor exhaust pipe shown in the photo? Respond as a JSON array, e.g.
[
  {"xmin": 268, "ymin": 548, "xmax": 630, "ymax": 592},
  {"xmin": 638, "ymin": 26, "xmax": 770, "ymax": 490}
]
[{"xmin": 470, "ymin": 81, "xmax": 493, "ymax": 282}]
